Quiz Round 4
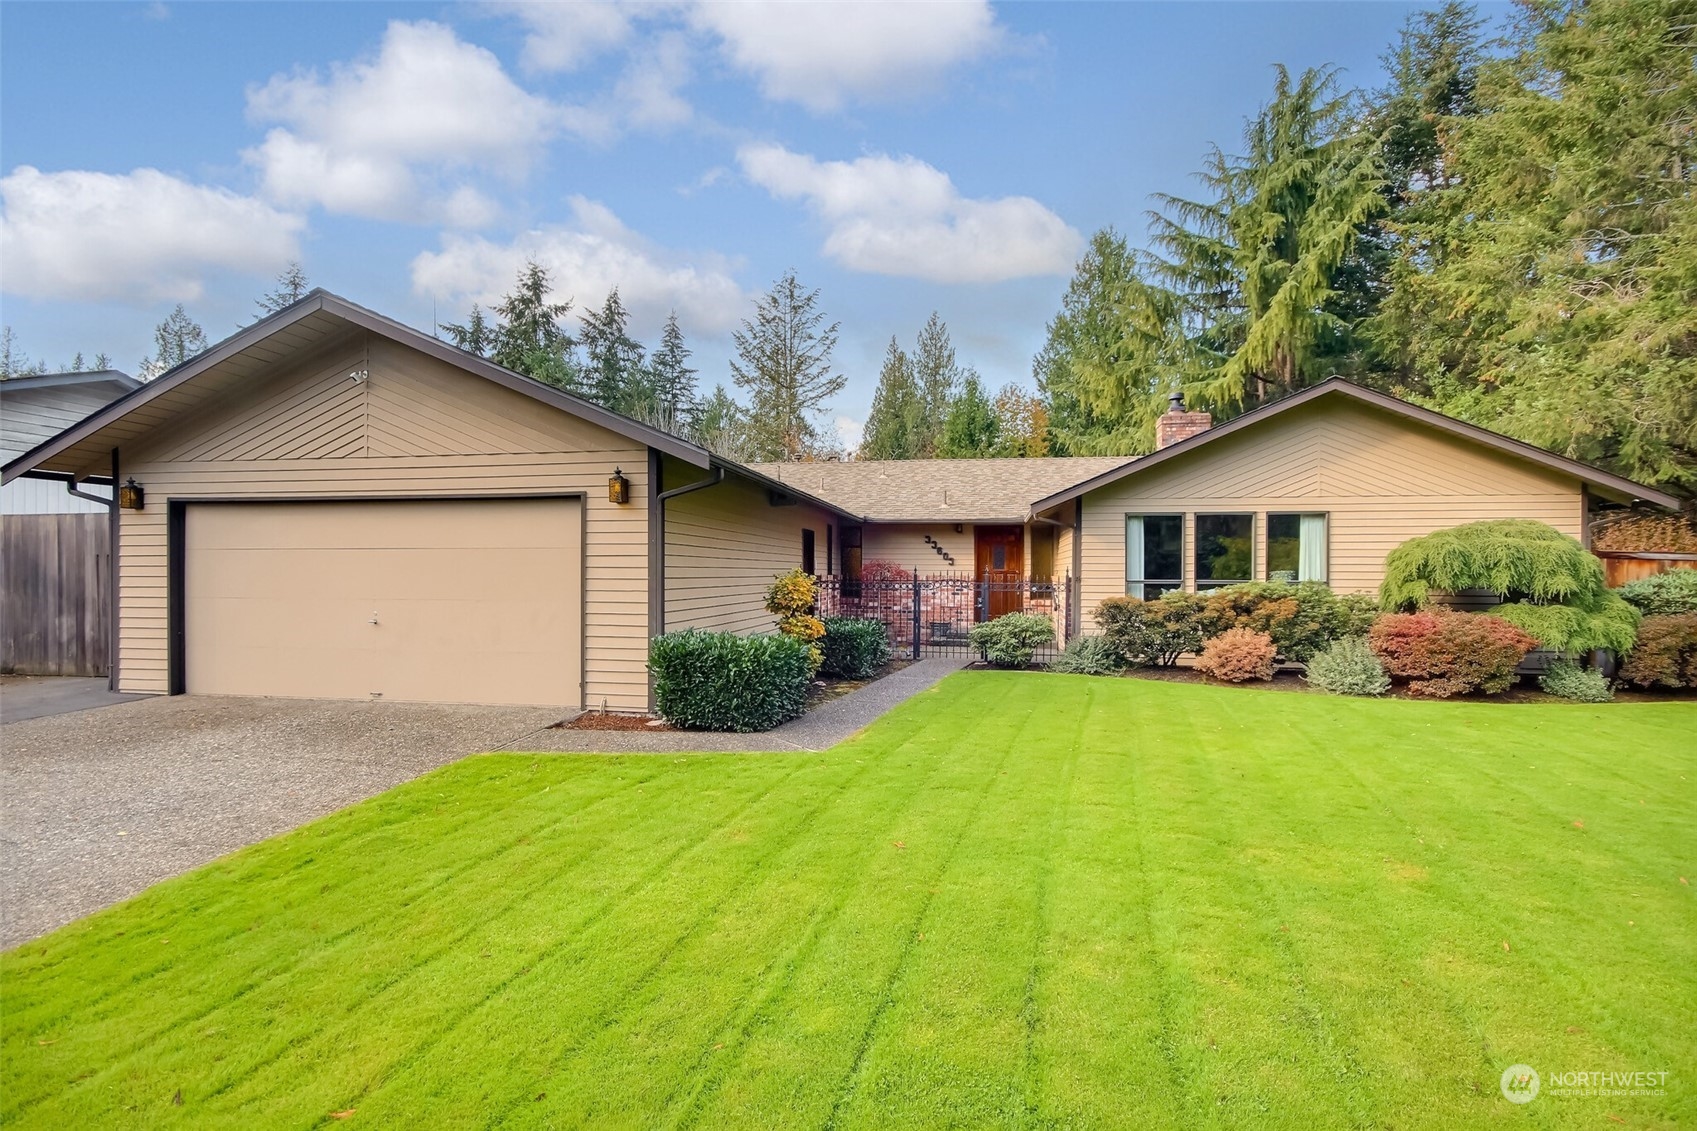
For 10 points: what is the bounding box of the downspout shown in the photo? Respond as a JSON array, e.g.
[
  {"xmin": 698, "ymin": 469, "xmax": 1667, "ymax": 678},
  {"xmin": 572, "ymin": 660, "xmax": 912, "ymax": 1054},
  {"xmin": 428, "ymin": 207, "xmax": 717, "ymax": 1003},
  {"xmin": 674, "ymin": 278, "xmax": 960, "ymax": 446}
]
[{"xmin": 652, "ymin": 466, "xmax": 726, "ymax": 636}]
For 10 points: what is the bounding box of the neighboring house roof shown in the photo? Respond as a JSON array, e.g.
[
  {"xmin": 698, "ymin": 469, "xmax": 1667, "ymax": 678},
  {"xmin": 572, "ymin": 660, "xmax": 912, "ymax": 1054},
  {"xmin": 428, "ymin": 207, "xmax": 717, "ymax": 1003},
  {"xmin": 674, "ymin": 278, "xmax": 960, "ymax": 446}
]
[
  {"xmin": 0, "ymin": 369, "xmax": 138, "ymax": 394},
  {"xmin": 750, "ymin": 456, "xmax": 1129, "ymax": 522},
  {"xmin": 1027, "ymin": 378, "xmax": 1683, "ymax": 514},
  {"xmin": 1, "ymin": 370, "xmax": 140, "ymax": 460}
]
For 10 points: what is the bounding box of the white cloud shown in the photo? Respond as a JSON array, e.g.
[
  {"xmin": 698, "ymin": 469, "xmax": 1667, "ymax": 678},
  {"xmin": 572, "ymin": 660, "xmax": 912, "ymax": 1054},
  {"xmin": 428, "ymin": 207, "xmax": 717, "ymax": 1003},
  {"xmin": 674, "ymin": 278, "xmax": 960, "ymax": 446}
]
[
  {"xmin": 243, "ymin": 20, "xmax": 556, "ymax": 224},
  {"xmin": 410, "ymin": 197, "xmax": 748, "ymax": 336},
  {"xmin": 834, "ymin": 415, "xmax": 864, "ymax": 454},
  {"xmin": 688, "ymin": 1, "xmax": 1004, "ymax": 111},
  {"xmin": 0, "ymin": 166, "xmax": 303, "ymax": 304},
  {"xmin": 737, "ymin": 144, "xmax": 1081, "ymax": 283},
  {"xmin": 495, "ymin": 1, "xmax": 634, "ymax": 73}
]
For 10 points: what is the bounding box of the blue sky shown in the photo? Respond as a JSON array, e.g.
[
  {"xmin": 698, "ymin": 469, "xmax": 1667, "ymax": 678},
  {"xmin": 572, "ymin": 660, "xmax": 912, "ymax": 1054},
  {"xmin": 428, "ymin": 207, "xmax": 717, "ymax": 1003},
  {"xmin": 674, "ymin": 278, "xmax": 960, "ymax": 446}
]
[{"xmin": 0, "ymin": 1, "xmax": 1473, "ymax": 446}]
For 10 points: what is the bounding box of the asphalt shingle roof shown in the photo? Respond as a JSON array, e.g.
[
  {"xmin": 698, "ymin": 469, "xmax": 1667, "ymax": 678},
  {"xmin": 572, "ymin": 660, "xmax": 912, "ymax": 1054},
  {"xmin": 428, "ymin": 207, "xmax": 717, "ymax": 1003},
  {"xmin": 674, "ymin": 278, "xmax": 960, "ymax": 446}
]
[{"xmin": 747, "ymin": 456, "xmax": 1133, "ymax": 522}]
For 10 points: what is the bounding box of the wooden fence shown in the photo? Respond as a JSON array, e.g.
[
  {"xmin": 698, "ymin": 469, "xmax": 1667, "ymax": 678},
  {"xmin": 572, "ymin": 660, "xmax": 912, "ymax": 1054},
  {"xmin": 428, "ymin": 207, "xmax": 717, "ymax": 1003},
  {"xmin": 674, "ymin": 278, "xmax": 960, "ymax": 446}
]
[
  {"xmin": 1, "ymin": 513, "xmax": 111, "ymax": 677},
  {"xmin": 1595, "ymin": 551, "xmax": 1697, "ymax": 588}
]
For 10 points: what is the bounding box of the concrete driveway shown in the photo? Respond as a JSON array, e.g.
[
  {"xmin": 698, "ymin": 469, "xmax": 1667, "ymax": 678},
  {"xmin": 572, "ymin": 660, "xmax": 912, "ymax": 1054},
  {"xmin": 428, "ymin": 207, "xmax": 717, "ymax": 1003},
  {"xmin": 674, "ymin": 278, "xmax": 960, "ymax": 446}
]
[{"xmin": 0, "ymin": 693, "xmax": 566, "ymax": 948}]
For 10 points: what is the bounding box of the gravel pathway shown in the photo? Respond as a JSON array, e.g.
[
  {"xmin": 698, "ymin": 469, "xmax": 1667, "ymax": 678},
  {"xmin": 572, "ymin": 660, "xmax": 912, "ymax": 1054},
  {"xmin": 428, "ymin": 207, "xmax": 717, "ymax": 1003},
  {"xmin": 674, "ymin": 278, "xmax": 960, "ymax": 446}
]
[
  {"xmin": 0, "ymin": 695, "xmax": 564, "ymax": 948},
  {"xmin": 499, "ymin": 656, "xmax": 971, "ymax": 754}
]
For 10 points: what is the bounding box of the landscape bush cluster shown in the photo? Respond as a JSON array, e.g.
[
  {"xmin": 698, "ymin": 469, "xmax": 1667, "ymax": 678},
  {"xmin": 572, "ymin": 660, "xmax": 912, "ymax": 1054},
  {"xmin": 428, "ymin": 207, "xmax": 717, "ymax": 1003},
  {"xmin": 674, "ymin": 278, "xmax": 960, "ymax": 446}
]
[
  {"xmin": 970, "ymin": 612, "xmax": 1056, "ymax": 668},
  {"xmin": 1619, "ymin": 614, "xmax": 1697, "ymax": 690},
  {"xmin": 649, "ymin": 630, "xmax": 813, "ymax": 731},
  {"xmin": 1367, "ymin": 611, "xmax": 1538, "ymax": 698},
  {"xmin": 818, "ymin": 617, "xmax": 892, "ymax": 680}
]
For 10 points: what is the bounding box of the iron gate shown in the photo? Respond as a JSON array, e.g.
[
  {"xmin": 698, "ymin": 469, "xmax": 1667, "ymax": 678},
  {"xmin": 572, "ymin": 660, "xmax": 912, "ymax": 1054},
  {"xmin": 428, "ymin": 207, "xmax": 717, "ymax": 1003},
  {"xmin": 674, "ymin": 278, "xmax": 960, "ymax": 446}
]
[{"xmin": 814, "ymin": 573, "xmax": 1072, "ymax": 662}]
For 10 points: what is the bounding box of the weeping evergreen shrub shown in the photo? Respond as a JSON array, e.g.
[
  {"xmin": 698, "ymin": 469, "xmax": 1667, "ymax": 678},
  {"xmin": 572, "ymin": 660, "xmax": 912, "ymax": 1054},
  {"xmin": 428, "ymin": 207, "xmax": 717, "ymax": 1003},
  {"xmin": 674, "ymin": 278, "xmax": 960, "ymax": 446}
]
[{"xmin": 1379, "ymin": 520, "xmax": 1641, "ymax": 654}]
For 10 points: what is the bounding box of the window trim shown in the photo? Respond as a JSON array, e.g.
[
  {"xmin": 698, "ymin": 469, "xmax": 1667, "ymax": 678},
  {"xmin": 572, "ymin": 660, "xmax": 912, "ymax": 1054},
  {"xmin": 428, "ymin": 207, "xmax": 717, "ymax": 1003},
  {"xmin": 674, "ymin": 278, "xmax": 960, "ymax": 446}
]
[
  {"xmin": 1192, "ymin": 510, "xmax": 1255, "ymax": 590},
  {"xmin": 1125, "ymin": 512, "xmax": 1184, "ymax": 599},
  {"xmin": 1265, "ymin": 510, "xmax": 1331, "ymax": 584}
]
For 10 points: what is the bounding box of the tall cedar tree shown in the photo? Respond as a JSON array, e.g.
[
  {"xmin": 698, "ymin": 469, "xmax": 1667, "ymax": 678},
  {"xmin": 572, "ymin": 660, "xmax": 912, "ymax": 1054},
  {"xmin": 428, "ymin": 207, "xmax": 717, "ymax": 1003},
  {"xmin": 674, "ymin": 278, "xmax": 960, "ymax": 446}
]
[
  {"xmin": 1374, "ymin": 0, "xmax": 1697, "ymax": 488},
  {"xmin": 255, "ymin": 262, "xmax": 311, "ymax": 318},
  {"xmin": 860, "ymin": 338, "xmax": 922, "ymax": 460},
  {"xmin": 911, "ymin": 312, "xmax": 962, "ymax": 456},
  {"xmin": 646, "ymin": 312, "xmax": 699, "ymax": 435},
  {"xmin": 730, "ymin": 270, "xmax": 844, "ymax": 461},
  {"xmin": 578, "ymin": 288, "xmax": 649, "ymax": 415},
  {"xmin": 491, "ymin": 261, "xmax": 579, "ymax": 391}
]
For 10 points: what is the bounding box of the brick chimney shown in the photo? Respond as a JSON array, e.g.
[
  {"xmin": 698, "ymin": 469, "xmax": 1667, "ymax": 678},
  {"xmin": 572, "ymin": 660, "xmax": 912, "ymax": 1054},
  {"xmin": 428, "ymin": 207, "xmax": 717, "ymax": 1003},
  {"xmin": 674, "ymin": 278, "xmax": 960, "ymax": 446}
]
[{"xmin": 1155, "ymin": 390, "xmax": 1211, "ymax": 450}]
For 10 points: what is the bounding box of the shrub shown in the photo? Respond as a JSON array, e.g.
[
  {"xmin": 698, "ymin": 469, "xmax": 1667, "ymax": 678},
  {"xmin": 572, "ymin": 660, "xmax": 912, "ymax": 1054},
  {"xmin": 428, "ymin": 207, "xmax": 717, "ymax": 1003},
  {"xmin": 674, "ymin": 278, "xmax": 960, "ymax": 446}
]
[
  {"xmin": 1195, "ymin": 627, "xmax": 1277, "ymax": 682},
  {"xmin": 1047, "ymin": 635, "xmax": 1126, "ymax": 676},
  {"xmin": 818, "ymin": 617, "xmax": 891, "ymax": 679},
  {"xmin": 765, "ymin": 567, "xmax": 824, "ymax": 670},
  {"xmin": 1617, "ymin": 570, "xmax": 1697, "ymax": 616},
  {"xmin": 1095, "ymin": 592, "xmax": 1206, "ymax": 667},
  {"xmin": 1338, "ymin": 593, "xmax": 1381, "ymax": 637},
  {"xmin": 1619, "ymin": 613, "xmax": 1697, "ymax": 689},
  {"xmin": 1368, "ymin": 610, "xmax": 1538, "ymax": 698},
  {"xmin": 1538, "ymin": 660, "xmax": 1614, "ymax": 703},
  {"xmin": 1303, "ymin": 636, "xmax": 1391, "ymax": 696},
  {"xmin": 860, "ymin": 559, "xmax": 914, "ymax": 583},
  {"xmin": 969, "ymin": 612, "xmax": 1055, "ymax": 668},
  {"xmin": 1491, "ymin": 593, "xmax": 1640, "ymax": 654},
  {"xmin": 649, "ymin": 630, "xmax": 813, "ymax": 731},
  {"xmin": 1197, "ymin": 581, "xmax": 1369, "ymax": 663}
]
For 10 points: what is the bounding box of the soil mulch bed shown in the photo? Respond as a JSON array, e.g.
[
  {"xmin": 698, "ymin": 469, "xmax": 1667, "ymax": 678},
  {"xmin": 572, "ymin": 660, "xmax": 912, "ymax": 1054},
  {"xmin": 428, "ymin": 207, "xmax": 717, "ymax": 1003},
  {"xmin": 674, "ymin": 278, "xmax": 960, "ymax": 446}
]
[
  {"xmin": 968, "ymin": 660, "xmax": 1692, "ymax": 704},
  {"xmin": 553, "ymin": 658, "xmax": 917, "ymax": 730}
]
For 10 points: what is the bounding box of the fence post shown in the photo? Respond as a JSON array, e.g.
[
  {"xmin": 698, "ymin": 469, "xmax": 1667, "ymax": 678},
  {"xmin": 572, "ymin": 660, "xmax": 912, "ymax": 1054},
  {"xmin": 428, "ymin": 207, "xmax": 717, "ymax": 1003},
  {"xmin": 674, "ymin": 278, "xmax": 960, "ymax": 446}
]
[{"xmin": 910, "ymin": 575, "xmax": 922, "ymax": 660}]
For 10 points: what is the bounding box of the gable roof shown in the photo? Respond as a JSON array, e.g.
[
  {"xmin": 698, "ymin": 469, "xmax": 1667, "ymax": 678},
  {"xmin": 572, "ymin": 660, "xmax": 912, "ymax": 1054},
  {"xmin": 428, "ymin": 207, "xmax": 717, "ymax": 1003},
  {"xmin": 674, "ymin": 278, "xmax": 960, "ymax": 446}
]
[
  {"xmin": 0, "ymin": 369, "xmax": 138, "ymax": 395},
  {"xmin": 1028, "ymin": 378, "xmax": 1683, "ymax": 513},
  {"xmin": 750, "ymin": 456, "xmax": 1128, "ymax": 522},
  {"xmin": 0, "ymin": 289, "xmax": 714, "ymax": 486}
]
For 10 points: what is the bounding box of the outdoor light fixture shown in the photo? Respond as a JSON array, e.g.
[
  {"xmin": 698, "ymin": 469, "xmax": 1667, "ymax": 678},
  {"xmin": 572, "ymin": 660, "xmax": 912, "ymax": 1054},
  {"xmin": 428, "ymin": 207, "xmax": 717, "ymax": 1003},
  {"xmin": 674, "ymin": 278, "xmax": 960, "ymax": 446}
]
[
  {"xmin": 608, "ymin": 468, "xmax": 630, "ymax": 505},
  {"xmin": 117, "ymin": 477, "xmax": 145, "ymax": 511}
]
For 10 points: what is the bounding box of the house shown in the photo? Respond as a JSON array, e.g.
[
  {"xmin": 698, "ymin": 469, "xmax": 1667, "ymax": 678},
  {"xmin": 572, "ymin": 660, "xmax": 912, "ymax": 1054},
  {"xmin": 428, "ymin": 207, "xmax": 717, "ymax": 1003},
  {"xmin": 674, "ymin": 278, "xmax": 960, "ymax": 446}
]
[
  {"xmin": 2, "ymin": 290, "xmax": 1679, "ymax": 711},
  {"xmin": 1, "ymin": 370, "xmax": 140, "ymax": 514}
]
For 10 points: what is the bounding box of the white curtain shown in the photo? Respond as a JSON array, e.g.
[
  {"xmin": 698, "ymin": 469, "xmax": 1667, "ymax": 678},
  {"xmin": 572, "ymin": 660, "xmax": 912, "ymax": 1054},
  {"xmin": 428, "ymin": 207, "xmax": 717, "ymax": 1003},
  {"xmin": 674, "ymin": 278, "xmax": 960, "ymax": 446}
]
[
  {"xmin": 1299, "ymin": 514, "xmax": 1327, "ymax": 582},
  {"xmin": 1126, "ymin": 516, "xmax": 1146, "ymax": 598}
]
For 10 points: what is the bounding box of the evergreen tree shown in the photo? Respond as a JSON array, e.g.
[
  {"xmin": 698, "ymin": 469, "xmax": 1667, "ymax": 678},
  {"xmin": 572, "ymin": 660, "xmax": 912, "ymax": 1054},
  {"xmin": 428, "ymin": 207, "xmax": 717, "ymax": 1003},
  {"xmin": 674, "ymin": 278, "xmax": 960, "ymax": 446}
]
[
  {"xmin": 490, "ymin": 261, "xmax": 579, "ymax": 391},
  {"xmin": 730, "ymin": 270, "xmax": 844, "ymax": 461},
  {"xmin": 645, "ymin": 312, "xmax": 699, "ymax": 434},
  {"xmin": 0, "ymin": 327, "xmax": 48, "ymax": 379},
  {"xmin": 911, "ymin": 312, "xmax": 961, "ymax": 455},
  {"xmin": 442, "ymin": 304, "xmax": 496, "ymax": 357},
  {"xmin": 693, "ymin": 384, "xmax": 750, "ymax": 459},
  {"xmin": 859, "ymin": 338, "xmax": 922, "ymax": 460},
  {"xmin": 139, "ymin": 305, "xmax": 209, "ymax": 380},
  {"xmin": 68, "ymin": 352, "xmax": 86, "ymax": 372},
  {"xmin": 578, "ymin": 288, "xmax": 649, "ymax": 414},
  {"xmin": 255, "ymin": 262, "xmax": 311, "ymax": 317},
  {"xmin": 938, "ymin": 372, "xmax": 1000, "ymax": 458},
  {"xmin": 992, "ymin": 384, "xmax": 1051, "ymax": 457},
  {"xmin": 94, "ymin": 353, "xmax": 112, "ymax": 370}
]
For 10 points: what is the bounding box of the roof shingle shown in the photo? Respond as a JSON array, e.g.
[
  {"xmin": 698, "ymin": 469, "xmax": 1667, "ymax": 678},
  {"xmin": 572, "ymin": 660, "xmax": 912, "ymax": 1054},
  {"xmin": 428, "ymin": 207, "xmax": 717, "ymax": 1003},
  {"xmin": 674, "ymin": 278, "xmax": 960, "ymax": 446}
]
[{"xmin": 747, "ymin": 457, "xmax": 1132, "ymax": 522}]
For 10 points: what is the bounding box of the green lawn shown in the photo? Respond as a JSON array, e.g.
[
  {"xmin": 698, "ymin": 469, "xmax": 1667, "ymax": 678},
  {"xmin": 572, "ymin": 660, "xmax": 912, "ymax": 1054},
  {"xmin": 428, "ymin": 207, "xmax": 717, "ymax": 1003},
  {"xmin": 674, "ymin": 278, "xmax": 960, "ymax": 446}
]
[{"xmin": 3, "ymin": 674, "xmax": 1694, "ymax": 1129}]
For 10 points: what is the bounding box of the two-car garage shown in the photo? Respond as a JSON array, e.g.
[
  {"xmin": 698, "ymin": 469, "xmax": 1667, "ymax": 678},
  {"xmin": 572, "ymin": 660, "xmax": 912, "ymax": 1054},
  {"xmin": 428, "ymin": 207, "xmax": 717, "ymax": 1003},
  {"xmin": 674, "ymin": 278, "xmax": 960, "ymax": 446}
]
[{"xmin": 182, "ymin": 498, "xmax": 582, "ymax": 708}]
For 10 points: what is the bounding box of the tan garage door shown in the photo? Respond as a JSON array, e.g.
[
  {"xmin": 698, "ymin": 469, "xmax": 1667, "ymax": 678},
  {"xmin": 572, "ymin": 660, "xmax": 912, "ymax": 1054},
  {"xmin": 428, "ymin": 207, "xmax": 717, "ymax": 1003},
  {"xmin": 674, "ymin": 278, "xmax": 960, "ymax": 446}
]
[{"xmin": 185, "ymin": 498, "xmax": 581, "ymax": 707}]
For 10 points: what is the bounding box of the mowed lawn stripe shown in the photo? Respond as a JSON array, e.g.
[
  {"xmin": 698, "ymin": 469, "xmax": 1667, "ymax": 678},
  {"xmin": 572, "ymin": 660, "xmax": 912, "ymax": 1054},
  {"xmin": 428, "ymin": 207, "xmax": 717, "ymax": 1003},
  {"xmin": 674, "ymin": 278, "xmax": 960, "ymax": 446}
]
[{"xmin": 2, "ymin": 674, "xmax": 1692, "ymax": 1130}]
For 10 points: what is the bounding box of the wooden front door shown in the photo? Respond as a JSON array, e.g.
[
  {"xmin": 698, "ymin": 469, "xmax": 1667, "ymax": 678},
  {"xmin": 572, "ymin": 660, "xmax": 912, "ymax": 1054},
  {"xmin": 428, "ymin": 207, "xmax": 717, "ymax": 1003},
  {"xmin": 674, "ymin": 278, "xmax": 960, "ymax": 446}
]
[{"xmin": 974, "ymin": 525, "xmax": 1025, "ymax": 620}]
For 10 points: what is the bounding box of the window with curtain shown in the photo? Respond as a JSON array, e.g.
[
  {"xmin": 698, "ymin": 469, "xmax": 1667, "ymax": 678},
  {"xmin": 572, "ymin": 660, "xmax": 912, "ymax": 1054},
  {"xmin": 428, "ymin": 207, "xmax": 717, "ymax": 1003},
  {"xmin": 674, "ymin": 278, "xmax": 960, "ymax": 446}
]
[
  {"xmin": 1126, "ymin": 514, "xmax": 1183, "ymax": 598},
  {"xmin": 1194, "ymin": 513, "xmax": 1253, "ymax": 589},
  {"xmin": 1267, "ymin": 513, "xmax": 1328, "ymax": 583}
]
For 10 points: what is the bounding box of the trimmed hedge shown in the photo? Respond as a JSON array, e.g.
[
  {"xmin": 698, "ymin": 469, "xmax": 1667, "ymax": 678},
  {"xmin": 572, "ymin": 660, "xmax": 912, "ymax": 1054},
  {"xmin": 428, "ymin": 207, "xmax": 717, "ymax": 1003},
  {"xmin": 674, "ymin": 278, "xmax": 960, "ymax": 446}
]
[
  {"xmin": 1618, "ymin": 570, "xmax": 1697, "ymax": 616},
  {"xmin": 1368, "ymin": 610, "xmax": 1538, "ymax": 698},
  {"xmin": 649, "ymin": 630, "xmax": 813, "ymax": 731},
  {"xmin": 969, "ymin": 612, "xmax": 1055, "ymax": 668},
  {"xmin": 1619, "ymin": 613, "xmax": 1697, "ymax": 689},
  {"xmin": 819, "ymin": 617, "xmax": 892, "ymax": 679}
]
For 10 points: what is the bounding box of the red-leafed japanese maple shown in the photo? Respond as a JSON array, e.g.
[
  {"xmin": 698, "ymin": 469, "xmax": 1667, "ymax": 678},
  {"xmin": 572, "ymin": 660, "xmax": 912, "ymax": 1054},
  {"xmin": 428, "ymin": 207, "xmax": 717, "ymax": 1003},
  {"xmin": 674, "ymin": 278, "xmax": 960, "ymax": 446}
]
[{"xmin": 1368, "ymin": 610, "xmax": 1538, "ymax": 698}]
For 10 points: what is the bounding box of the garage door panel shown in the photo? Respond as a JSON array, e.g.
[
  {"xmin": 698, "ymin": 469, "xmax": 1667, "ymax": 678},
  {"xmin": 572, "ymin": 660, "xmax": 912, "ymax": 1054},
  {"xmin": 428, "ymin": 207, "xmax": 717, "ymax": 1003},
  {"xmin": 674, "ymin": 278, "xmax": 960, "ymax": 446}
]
[{"xmin": 185, "ymin": 499, "xmax": 581, "ymax": 707}]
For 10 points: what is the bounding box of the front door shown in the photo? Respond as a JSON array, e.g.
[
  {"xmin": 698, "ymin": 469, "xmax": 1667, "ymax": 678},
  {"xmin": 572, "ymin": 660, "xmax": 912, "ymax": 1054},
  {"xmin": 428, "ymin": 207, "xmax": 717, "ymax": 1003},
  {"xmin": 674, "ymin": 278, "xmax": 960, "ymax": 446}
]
[{"xmin": 974, "ymin": 525, "xmax": 1024, "ymax": 620}]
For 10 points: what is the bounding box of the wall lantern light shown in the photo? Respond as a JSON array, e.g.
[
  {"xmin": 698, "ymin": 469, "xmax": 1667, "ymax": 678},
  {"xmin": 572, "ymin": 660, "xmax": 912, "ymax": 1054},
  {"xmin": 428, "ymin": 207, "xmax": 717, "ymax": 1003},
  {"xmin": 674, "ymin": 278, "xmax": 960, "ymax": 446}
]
[
  {"xmin": 608, "ymin": 468, "xmax": 630, "ymax": 505},
  {"xmin": 117, "ymin": 477, "xmax": 145, "ymax": 511}
]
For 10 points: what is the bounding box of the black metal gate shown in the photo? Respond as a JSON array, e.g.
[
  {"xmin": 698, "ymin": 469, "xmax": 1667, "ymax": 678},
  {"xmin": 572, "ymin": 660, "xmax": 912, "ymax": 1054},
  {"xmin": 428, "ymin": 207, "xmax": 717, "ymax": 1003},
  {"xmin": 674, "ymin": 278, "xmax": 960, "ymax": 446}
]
[{"xmin": 815, "ymin": 573, "xmax": 1071, "ymax": 661}]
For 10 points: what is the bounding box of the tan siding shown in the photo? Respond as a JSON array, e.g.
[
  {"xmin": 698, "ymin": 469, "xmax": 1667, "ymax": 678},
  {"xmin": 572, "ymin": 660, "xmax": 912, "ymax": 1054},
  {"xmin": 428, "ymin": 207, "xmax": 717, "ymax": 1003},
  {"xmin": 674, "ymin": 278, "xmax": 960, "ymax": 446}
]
[
  {"xmin": 117, "ymin": 333, "xmax": 650, "ymax": 711},
  {"xmin": 1074, "ymin": 399, "xmax": 1585, "ymax": 626},
  {"xmin": 663, "ymin": 458, "xmax": 835, "ymax": 634},
  {"xmin": 862, "ymin": 522, "xmax": 975, "ymax": 575}
]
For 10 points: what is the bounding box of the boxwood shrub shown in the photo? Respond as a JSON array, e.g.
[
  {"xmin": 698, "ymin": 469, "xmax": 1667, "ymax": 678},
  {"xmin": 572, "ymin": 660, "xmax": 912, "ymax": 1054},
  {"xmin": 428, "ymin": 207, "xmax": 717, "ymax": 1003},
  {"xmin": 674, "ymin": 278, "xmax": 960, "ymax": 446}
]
[
  {"xmin": 648, "ymin": 630, "xmax": 812, "ymax": 731},
  {"xmin": 819, "ymin": 617, "xmax": 892, "ymax": 679}
]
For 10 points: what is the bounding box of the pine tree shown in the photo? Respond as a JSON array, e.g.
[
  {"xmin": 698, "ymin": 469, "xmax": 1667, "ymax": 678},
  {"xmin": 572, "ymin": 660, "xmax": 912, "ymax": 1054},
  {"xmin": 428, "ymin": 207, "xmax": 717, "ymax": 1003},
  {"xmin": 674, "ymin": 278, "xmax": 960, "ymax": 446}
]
[
  {"xmin": 0, "ymin": 327, "xmax": 47, "ymax": 379},
  {"xmin": 938, "ymin": 372, "xmax": 1000, "ymax": 458},
  {"xmin": 94, "ymin": 353, "xmax": 112, "ymax": 370},
  {"xmin": 490, "ymin": 261, "xmax": 579, "ymax": 391},
  {"xmin": 139, "ymin": 305, "xmax": 209, "ymax": 380},
  {"xmin": 859, "ymin": 338, "xmax": 922, "ymax": 460},
  {"xmin": 730, "ymin": 270, "xmax": 844, "ymax": 461},
  {"xmin": 442, "ymin": 304, "xmax": 496, "ymax": 357},
  {"xmin": 578, "ymin": 288, "xmax": 649, "ymax": 415},
  {"xmin": 255, "ymin": 262, "xmax": 311, "ymax": 317},
  {"xmin": 645, "ymin": 312, "xmax": 698, "ymax": 434},
  {"xmin": 911, "ymin": 312, "xmax": 961, "ymax": 456},
  {"xmin": 69, "ymin": 352, "xmax": 86, "ymax": 372}
]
